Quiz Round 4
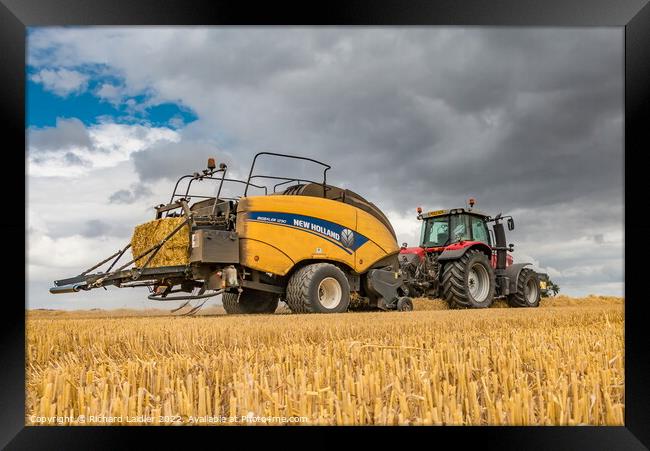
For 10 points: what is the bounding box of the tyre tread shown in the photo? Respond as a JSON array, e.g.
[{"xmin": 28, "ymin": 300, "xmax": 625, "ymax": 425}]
[
  {"xmin": 441, "ymin": 249, "xmax": 495, "ymax": 308},
  {"xmin": 507, "ymin": 268, "xmax": 540, "ymax": 308}
]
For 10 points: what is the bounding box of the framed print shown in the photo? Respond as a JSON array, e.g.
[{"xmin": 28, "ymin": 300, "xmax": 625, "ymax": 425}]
[{"xmin": 2, "ymin": 0, "xmax": 648, "ymax": 448}]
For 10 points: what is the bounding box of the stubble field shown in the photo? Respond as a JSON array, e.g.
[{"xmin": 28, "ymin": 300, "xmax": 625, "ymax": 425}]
[{"xmin": 26, "ymin": 295, "xmax": 624, "ymax": 426}]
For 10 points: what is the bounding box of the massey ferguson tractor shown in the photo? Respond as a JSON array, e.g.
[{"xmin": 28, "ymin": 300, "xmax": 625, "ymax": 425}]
[{"xmin": 398, "ymin": 199, "xmax": 541, "ymax": 308}]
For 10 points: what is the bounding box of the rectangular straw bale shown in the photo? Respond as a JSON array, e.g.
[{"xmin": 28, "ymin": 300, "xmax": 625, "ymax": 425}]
[{"xmin": 130, "ymin": 217, "xmax": 190, "ymax": 268}]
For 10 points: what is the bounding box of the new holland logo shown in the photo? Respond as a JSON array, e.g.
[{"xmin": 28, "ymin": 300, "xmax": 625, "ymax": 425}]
[
  {"xmin": 246, "ymin": 211, "xmax": 369, "ymax": 254},
  {"xmin": 340, "ymin": 228, "xmax": 354, "ymax": 248}
]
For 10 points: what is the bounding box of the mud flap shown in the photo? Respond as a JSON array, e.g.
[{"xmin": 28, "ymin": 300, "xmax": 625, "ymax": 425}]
[
  {"xmin": 366, "ymin": 268, "xmax": 403, "ymax": 310},
  {"xmin": 503, "ymin": 263, "xmax": 531, "ymax": 294}
]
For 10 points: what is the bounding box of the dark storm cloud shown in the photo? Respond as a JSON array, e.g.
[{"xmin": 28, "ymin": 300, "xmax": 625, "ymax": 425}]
[
  {"xmin": 124, "ymin": 28, "xmax": 621, "ymax": 228},
  {"xmin": 131, "ymin": 139, "xmax": 233, "ymax": 184},
  {"xmin": 110, "ymin": 29, "xmax": 619, "ymax": 215},
  {"xmin": 315, "ymin": 28, "xmax": 623, "ymax": 214},
  {"xmin": 28, "ymin": 28, "xmax": 622, "ymax": 217},
  {"xmin": 378, "ymin": 29, "xmax": 622, "ymax": 214},
  {"xmin": 28, "ymin": 117, "xmax": 92, "ymax": 151},
  {"xmin": 80, "ymin": 219, "xmax": 111, "ymax": 238},
  {"xmin": 108, "ymin": 183, "xmax": 153, "ymax": 204},
  {"xmin": 62, "ymin": 152, "xmax": 91, "ymax": 166}
]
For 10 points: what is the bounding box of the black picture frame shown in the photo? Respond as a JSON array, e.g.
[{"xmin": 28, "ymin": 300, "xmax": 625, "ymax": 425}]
[{"xmin": 3, "ymin": 0, "xmax": 648, "ymax": 448}]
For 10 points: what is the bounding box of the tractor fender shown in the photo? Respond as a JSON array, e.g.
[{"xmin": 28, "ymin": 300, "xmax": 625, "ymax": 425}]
[
  {"xmin": 437, "ymin": 242, "xmax": 492, "ymax": 261},
  {"xmin": 503, "ymin": 263, "xmax": 532, "ymax": 293}
]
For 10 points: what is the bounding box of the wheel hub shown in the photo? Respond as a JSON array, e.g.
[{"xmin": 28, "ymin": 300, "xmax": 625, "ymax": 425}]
[
  {"xmin": 525, "ymin": 278, "xmax": 538, "ymax": 304},
  {"xmin": 468, "ymin": 263, "xmax": 490, "ymax": 303},
  {"xmin": 318, "ymin": 277, "xmax": 343, "ymax": 309}
]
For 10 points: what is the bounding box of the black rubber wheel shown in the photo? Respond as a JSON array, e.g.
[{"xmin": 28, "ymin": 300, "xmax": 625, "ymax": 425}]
[
  {"xmin": 396, "ymin": 297, "xmax": 413, "ymax": 311},
  {"xmin": 286, "ymin": 263, "xmax": 350, "ymax": 313},
  {"xmin": 441, "ymin": 249, "xmax": 496, "ymax": 308},
  {"xmin": 222, "ymin": 289, "xmax": 279, "ymax": 314},
  {"xmin": 507, "ymin": 268, "xmax": 541, "ymax": 307}
]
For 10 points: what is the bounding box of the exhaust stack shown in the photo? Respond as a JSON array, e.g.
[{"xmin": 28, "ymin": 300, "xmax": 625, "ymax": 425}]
[{"xmin": 493, "ymin": 221, "xmax": 507, "ymax": 270}]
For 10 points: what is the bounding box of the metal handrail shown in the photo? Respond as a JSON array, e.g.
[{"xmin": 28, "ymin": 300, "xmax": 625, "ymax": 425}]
[
  {"xmin": 273, "ymin": 178, "xmax": 309, "ymax": 193},
  {"xmin": 170, "ymin": 174, "xmax": 268, "ymax": 204},
  {"xmin": 244, "ymin": 152, "xmax": 331, "ymax": 197}
]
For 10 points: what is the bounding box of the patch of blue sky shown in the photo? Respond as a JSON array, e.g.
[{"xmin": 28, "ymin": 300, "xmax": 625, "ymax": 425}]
[{"xmin": 26, "ymin": 64, "xmax": 197, "ymax": 130}]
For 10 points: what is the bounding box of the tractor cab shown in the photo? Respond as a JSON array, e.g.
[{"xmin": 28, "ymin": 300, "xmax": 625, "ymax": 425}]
[
  {"xmin": 409, "ymin": 206, "xmax": 514, "ymax": 269},
  {"xmin": 418, "ymin": 208, "xmax": 492, "ymax": 248},
  {"xmin": 398, "ymin": 198, "xmax": 538, "ymax": 309}
]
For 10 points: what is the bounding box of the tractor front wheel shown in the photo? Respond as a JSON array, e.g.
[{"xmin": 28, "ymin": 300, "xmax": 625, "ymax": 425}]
[
  {"xmin": 222, "ymin": 290, "xmax": 279, "ymax": 314},
  {"xmin": 507, "ymin": 269, "xmax": 541, "ymax": 307},
  {"xmin": 441, "ymin": 249, "xmax": 496, "ymax": 308}
]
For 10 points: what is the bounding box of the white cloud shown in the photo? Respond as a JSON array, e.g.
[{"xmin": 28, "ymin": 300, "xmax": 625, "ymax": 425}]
[
  {"xmin": 28, "ymin": 230, "xmax": 126, "ymax": 281},
  {"xmin": 28, "ymin": 121, "xmax": 180, "ymax": 177},
  {"xmin": 95, "ymin": 83, "xmax": 124, "ymax": 104},
  {"xmin": 30, "ymin": 68, "xmax": 89, "ymax": 97},
  {"xmin": 385, "ymin": 209, "xmax": 422, "ymax": 248},
  {"xmin": 168, "ymin": 114, "xmax": 185, "ymax": 128},
  {"xmin": 27, "ymin": 161, "xmax": 172, "ymax": 281}
]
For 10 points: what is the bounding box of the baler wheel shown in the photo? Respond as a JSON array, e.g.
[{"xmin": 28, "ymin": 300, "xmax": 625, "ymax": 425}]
[
  {"xmin": 222, "ymin": 290, "xmax": 279, "ymax": 314},
  {"xmin": 286, "ymin": 263, "xmax": 351, "ymax": 313}
]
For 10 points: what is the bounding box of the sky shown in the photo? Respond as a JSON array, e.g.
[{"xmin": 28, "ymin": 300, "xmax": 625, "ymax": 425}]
[{"xmin": 26, "ymin": 27, "xmax": 624, "ymax": 310}]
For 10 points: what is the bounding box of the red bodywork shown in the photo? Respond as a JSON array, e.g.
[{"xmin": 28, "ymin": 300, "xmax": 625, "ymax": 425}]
[{"xmin": 400, "ymin": 241, "xmax": 513, "ymax": 268}]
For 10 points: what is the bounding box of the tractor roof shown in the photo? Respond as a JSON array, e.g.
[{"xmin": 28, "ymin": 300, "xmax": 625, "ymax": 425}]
[{"xmin": 421, "ymin": 208, "xmax": 490, "ymax": 219}]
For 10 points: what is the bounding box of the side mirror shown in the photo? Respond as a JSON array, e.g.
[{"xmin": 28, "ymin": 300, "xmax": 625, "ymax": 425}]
[{"xmin": 507, "ymin": 218, "xmax": 515, "ymax": 231}]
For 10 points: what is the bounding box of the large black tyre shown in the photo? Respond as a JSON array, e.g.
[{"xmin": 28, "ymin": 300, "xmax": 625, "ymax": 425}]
[
  {"xmin": 286, "ymin": 263, "xmax": 351, "ymax": 313},
  {"xmin": 222, "ymin": 290, "xmax": 279, "ymax": 314},
  {"xmin": 507, "ymin": 268, "xmax": 541, "ymax": 307},
  {"xmin": 441, "ymin": 249, "xmax": 496, "ymax": 308}
]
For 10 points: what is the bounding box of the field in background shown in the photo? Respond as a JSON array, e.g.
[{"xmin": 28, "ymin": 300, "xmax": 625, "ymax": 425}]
[{"xmin": 26, "ymin": 296, "xmax": 624, "ymax": 425}]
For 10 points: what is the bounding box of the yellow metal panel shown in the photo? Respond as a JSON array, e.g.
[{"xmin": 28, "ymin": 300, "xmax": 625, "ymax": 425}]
[
  {"xmin": 237, "ymin": 195, "xmax": 397, "ymax": 275},
  {"xmin": 354, "ymin": 240, "xmax": 392, "ymax": 273},
  {"xmin": 239, "ymin": 238, "xmax": 295, "ymax": 275},
  {"xmin": 355, "ymin": 208, "xmax": 399, "ymax": 256},
  {"xmin": 241, "ymin": 221, "xmax": 354, "ymax": 275},
  {"xmin": 239, "ymin": 195, "xmax": 357, "ymax": 229}
]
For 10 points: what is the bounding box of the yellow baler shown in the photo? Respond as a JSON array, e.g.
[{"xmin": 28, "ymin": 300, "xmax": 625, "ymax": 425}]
[{"xmin": 50, "ymin": 153, "xmax": 413, "ymax": 315}]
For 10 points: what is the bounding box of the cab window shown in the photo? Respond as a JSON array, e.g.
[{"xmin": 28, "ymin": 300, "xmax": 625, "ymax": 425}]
[
  {"xmin": 449, "ymin": 214, "xmax": 471, "ymax": 242},
  {"xmin": 470, "ymin": 216, "xmax": 490, "ymax": 245},
  {"xmin": 421, "ymin": 217, "xmax": 449, "ymax": 247}
]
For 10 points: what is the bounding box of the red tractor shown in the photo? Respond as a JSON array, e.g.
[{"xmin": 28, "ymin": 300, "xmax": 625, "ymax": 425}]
[{"xmin": 398, "ymin": 198, "xmax": 541, "ymax": 308}]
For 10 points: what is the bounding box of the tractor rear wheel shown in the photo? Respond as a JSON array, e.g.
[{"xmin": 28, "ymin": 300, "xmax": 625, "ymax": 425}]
[
  {"xmin": 222, "ymin": 290, "xmax": 279, "ymax": 314},
  {"xmin": 507, "ymin": 269, "xmax": 540, "ymax": 307},
  {"xmin": 441, "ymin": 249, "xmax": 496, "ymax": 308},
  {"xmin": 286, "ymin": 263, "xmax": 351, "ymax": 313}
]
